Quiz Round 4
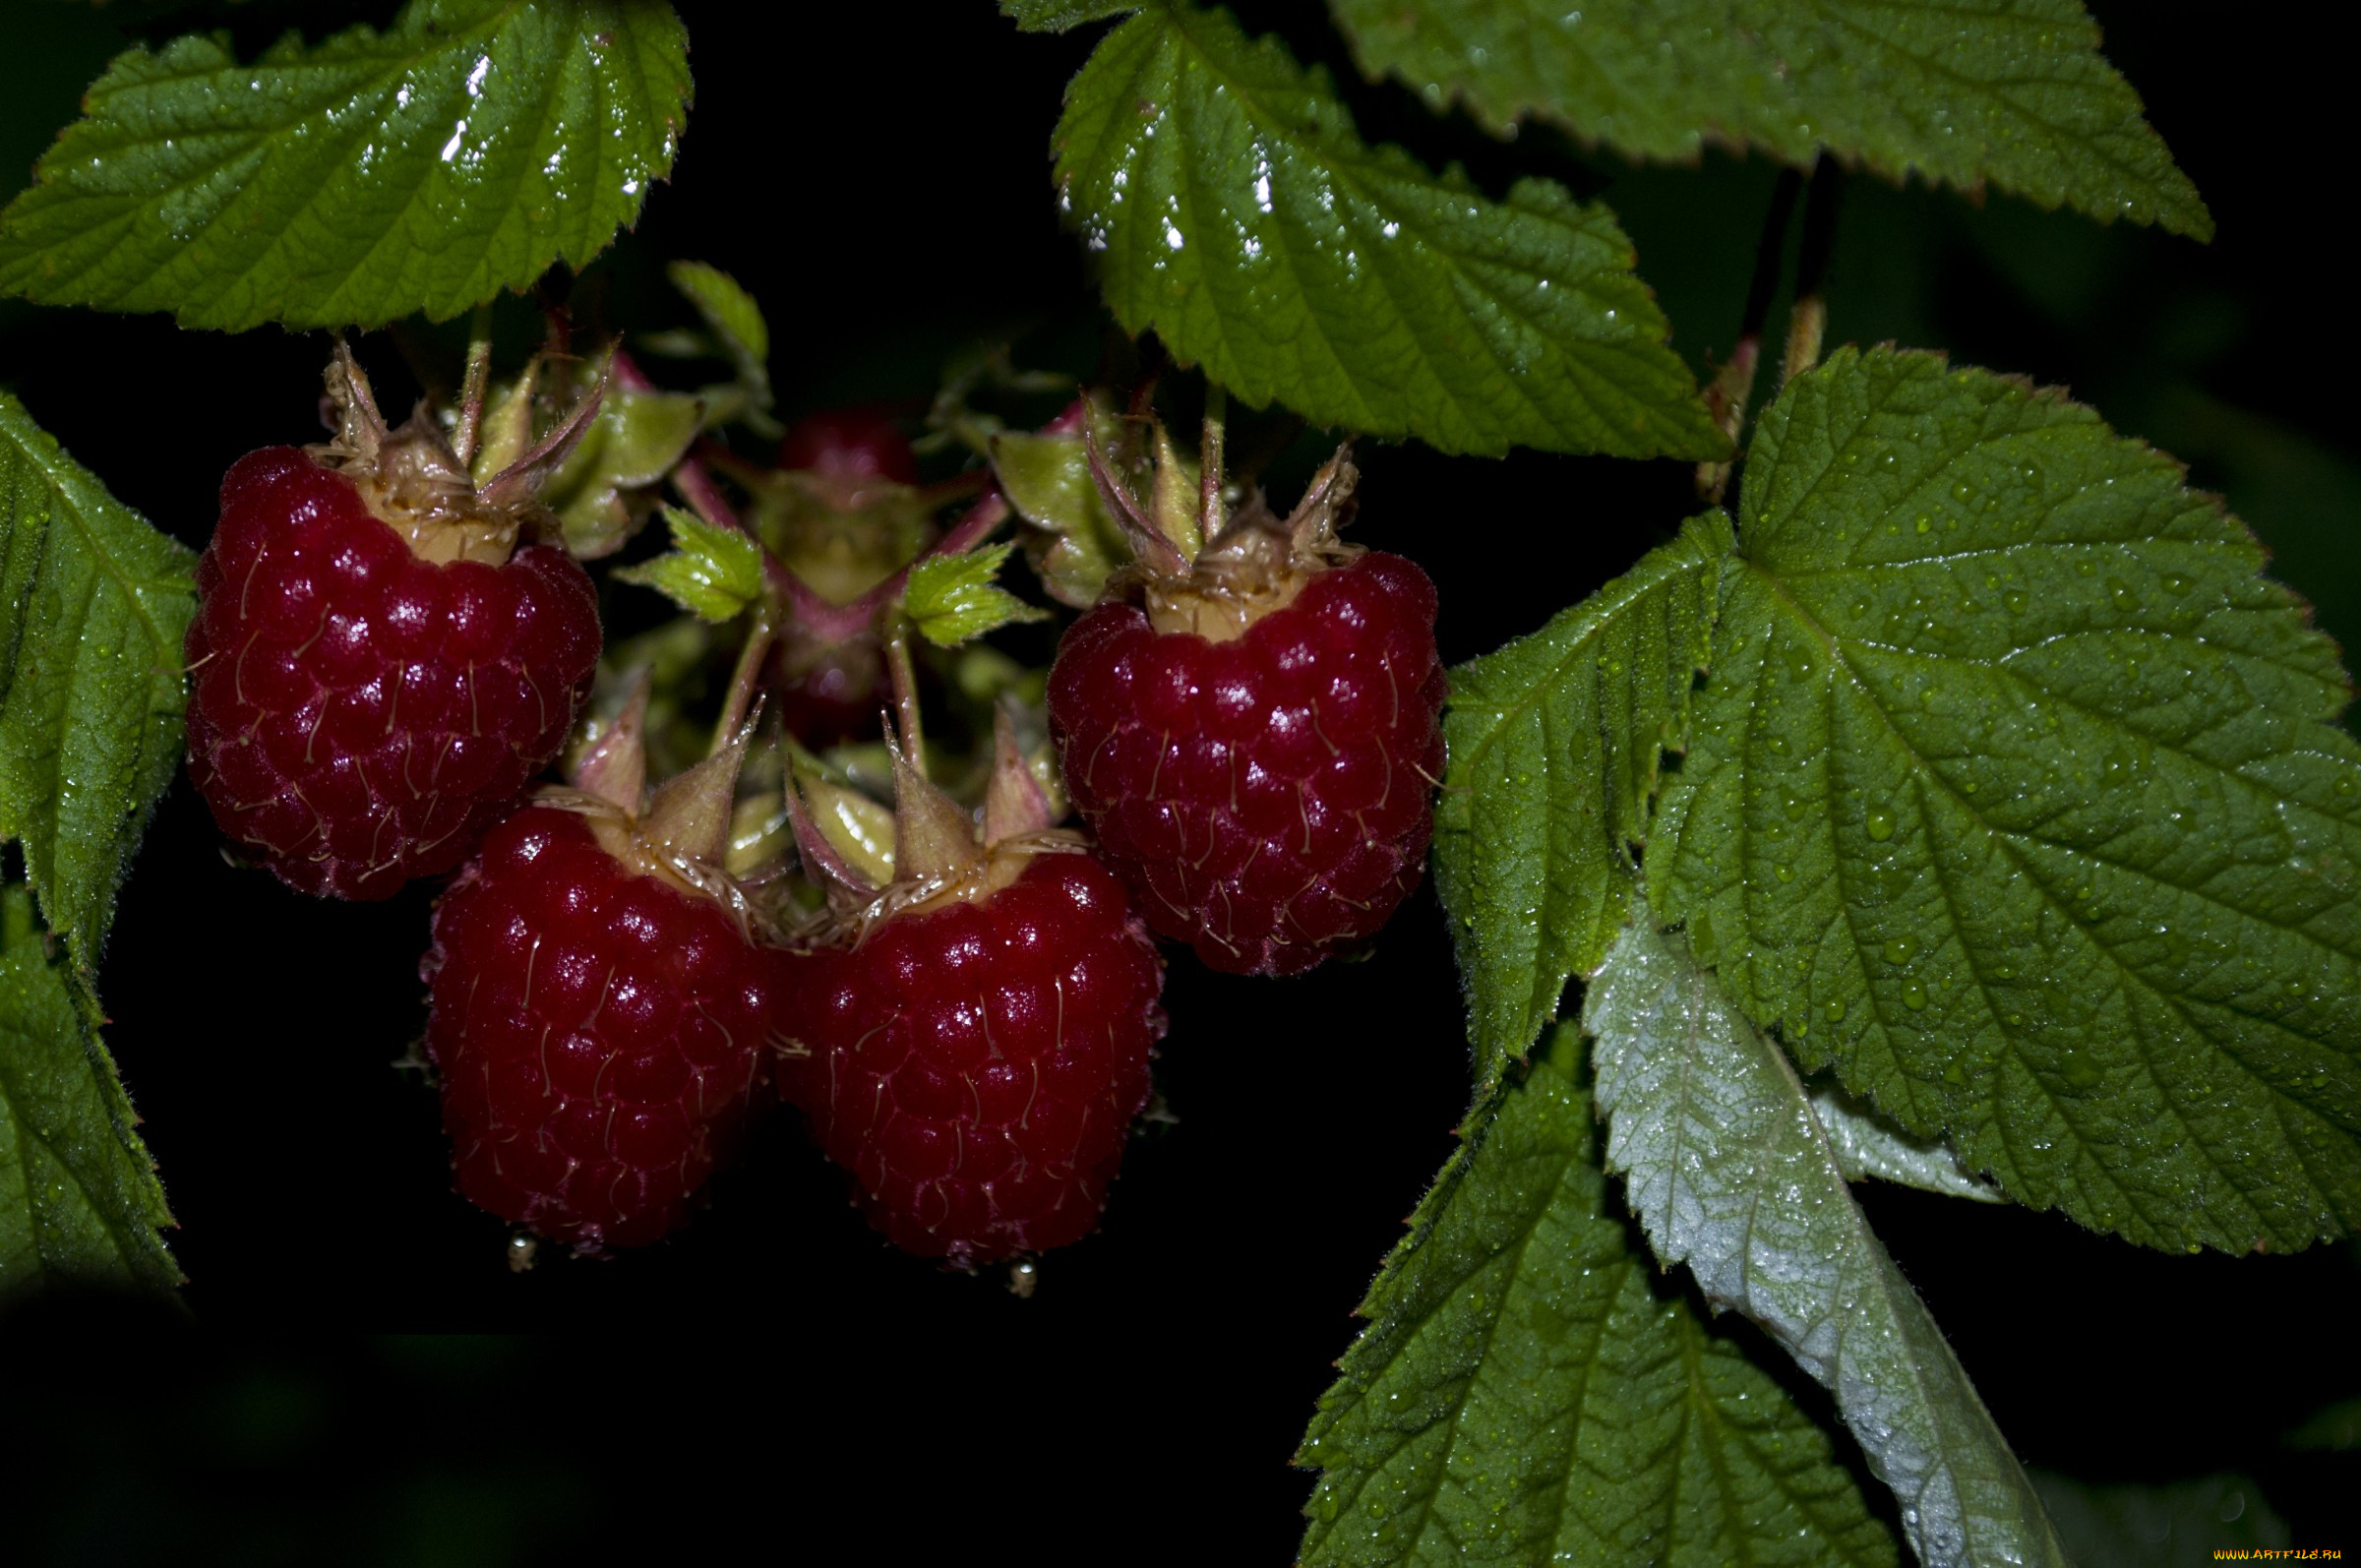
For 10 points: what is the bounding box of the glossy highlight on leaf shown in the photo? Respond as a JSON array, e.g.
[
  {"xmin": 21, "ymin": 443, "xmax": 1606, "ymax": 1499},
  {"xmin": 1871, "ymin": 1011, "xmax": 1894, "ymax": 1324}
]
[
  {"xmin": 0, "ymin": 392, "xmax": 195, "ymax": 981},
  {"xmin": 1586, "ymin": 916, "xmax": 2068, "ymax": 1568},
  {"xmin": 1436, "ymin": 511, "xmax": 1729, "ymax": 1083},
  {"xmin": 1299, "ymin": 1024, "xmax": 1899, "ymax": 1568},
  {"xmin": 1330, "ymin": 0, "xmax": 2211, "ymax": 240},
  {"xmin": 0, "ymin": 0, "xmax": 693, "ymax": 331},
  {"xmin": 0, "ymin": 885, "xmax": 179, "ymax": 1305},
  {"xmin": 1053, "ymin": 2, "xmax": 1725, "ymax": 459},
  {"xmin": 1655, "ymin": 345, "xmax": 2361, "ymax": 1254}
]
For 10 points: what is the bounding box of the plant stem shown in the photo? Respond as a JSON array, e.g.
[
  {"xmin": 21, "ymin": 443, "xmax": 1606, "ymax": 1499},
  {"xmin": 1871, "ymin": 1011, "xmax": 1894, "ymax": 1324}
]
[
  {"xmin": 883, "ymin": 615, "xmax": 924, "ymax": 774},
  {"xmin": 1199, "ymin": 383, "xmax": 1228, "ymax": 537},
  {"xmin": 1697, "ymin": 167, "xmax": 1803, "ymax": 505},
  {"xmin": 714, "ymin": 614, "xmax": 776, "ymax": 755},
  {"xmin": 1782, "ymin": 160, "xmax": 1843, "ymax": 388},
  {"xmin": 452, "ymin": 302, "xmax": 495, "ymax": 470}
]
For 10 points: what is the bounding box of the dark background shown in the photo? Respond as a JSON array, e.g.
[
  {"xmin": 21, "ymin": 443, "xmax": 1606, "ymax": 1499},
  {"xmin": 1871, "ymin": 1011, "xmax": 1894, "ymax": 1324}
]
[{"xmin": 2, "ymin": 0, "xmax": 2356, "ymax": 1561}]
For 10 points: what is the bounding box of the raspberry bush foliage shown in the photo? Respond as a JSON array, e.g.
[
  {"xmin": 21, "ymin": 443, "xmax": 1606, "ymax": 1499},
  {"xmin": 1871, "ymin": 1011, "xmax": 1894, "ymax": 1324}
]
[{"xmin": 0, "ymin": 0, "xmax": 2353, "ymax": 1559}]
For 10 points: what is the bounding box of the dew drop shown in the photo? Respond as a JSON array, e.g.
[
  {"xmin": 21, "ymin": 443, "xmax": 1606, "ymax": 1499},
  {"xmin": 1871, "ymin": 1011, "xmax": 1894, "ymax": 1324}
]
[
  {"xmin": 1902, "ymin": 981, "xmax": 1927, "ymax": 1010},
  {"xmin": 1865, "ymin": 808, "xmax": 1896, "ymax": 841},
  {"xmin": 1883, "ymin": 935, "xmax": 1916, "ymax": 965},
  {"xmin": 1776, "ymin": 864, "xmax": 1794, "ymax": 882},
  {"xmin": 1767, "ymin": 735, "xmax": 1790, "ymax": 755},
  {"xmin": 1914, "ymin": 514, "xmax": 1932, "ymax": 534},
  {"xmin": 2162, "ymin": 572, "xmax": 2194, "ymax": 595},
  {"xmin": 1826, "ymin": 998, "xmax": 1847, "ymax": 1022},
  {"xmin": 2004, "ymin": 589, "xmax": 2028, "ymax": 615}
]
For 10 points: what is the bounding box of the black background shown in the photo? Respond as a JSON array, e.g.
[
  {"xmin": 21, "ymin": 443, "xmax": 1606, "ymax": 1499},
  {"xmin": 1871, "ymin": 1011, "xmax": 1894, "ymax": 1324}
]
[{"xmin": 2, "ymin": 0, "xmax": 2356, "ymax": 1561}]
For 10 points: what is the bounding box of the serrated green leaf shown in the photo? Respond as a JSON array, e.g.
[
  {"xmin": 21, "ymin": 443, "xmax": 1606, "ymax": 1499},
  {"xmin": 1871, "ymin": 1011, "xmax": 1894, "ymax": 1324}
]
[
  {"xmin": 613, "ymin": 504, "xmax": 763, "ymax": 623},
  {"xmin": 903, "ymin": 543, "xmax": 1048, "ymax": 647},
  {"xmin": 0, "ymin": 885, "xmax": 179, "ymax": 1305},
  {"xmin": 0, "ymin": 0, "xmax": 691, "ymax": 332},
  {"xmin": 1001, "ymin": 0, "xmax": 1138, "ymax": 33},
  {"xmin": 665, "ymin": 260, "xmax": 773, "ymax": 427},
  {"xmin": 1586, "ymin": 916, "xmax": 2068, "ymax": 1568},
  {"xmin": 667, "ymin": 261, "xmax": 766, "ymax": 368},
  {"xmin": 1299, "ymin": 1023, "xmax": 1899, "ymax": 1568},
  {"xmin": 1436, "ymin": 512, "xmax": 1729, "ymax": 1083},
  {"xmin": 1053, "ymin": 2, "xmax": 1725, "ymax": 459},
  {"xmin": 1329, "ymin": 0, "xmax": 2210, "ymax": 241},
  {"xmin": 1653, "ymin": 345, "xmax": 2361, "ymax": 1254},
  {"xmin": 0, "ymin": 392, "xmax": 195, "ymax": 980}
]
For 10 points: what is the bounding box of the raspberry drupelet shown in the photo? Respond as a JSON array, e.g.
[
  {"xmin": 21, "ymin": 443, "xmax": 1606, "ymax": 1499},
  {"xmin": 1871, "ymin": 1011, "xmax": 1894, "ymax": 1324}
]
[{"xmin": 184, "ymin": 345, "xmax": 601, "ymax": 899}]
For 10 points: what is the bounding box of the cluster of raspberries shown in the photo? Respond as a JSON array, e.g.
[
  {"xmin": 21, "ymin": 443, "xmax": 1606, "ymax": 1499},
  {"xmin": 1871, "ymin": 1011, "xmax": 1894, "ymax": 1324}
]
[{"xmin": 186, "ymin": 403, "xmax": 1441, "ymax": 1266}]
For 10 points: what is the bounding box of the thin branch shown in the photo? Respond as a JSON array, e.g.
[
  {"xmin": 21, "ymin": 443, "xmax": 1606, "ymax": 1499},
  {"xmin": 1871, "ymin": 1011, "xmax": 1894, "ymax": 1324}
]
[
  {"xmin": 883, "ymin": 615, "xmax": 924, "ymax": 774},
  {"xmin": 452, "ymin": 301, "xmax": 495, "ymax": 470},
  {"xmin": 1697, "ymin": 166, "xmax": 1804, "ymax": 505},
  {"xmin": 1782, "ymin": 159, "xmax": 1844, "ymax": 389},
  {"xmin": 1199, "ymin": 382, "xmax": 1228, "ymax": 538}
]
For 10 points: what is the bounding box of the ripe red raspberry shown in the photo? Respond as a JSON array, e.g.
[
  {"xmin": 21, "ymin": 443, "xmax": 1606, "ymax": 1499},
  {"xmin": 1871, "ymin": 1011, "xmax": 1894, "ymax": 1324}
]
[
  {"xmin": 1047, "ymin": 450, "xmax": 1444, "ymax": 975},
  {"xmin": 185, "ymin": 351, "xmax": 600, "ymax": 899},
  {"xmin": 423, "ymin": 769, "xmax": 788, "ymax": 1251},
  {"xmin": 777, "ymin": 723, "xmax": 1167, "ymax": 1264},
  {"xmin": 779, "ymin": 854, "xmax": 1164, "ymax": 1264}
]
